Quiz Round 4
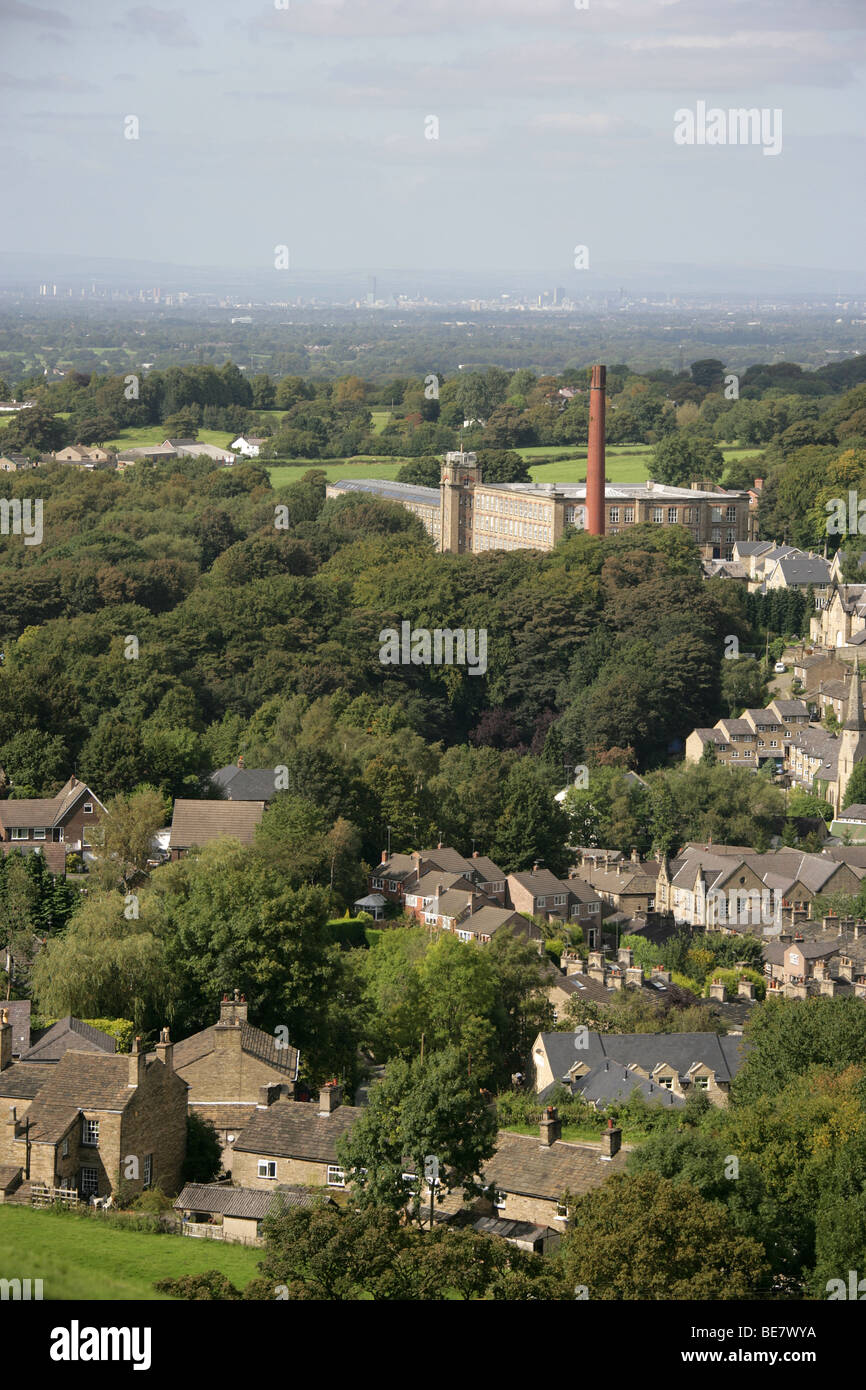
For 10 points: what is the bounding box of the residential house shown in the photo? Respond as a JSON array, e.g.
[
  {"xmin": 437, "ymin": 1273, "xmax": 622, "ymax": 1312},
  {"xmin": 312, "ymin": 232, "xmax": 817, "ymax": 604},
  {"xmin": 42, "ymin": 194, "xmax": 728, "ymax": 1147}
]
[
  {"xmin": 230, "ymin": 1083, "xmax": 363, "ymax": 1191},
  {"xmin": 0, "ymin": 1017, "xmax": 187, "ymax": 1201},
  {"xmin": 208, "ymin": 762, "xmax": 280, "ymax": 802},
  {"xmin": 477, "ymin": 1112, "xmax": 626, "ymax": 1239},
  {"xmin": 506, "ymin": 868, "xmax": 580, "ymax": 924},
  {"xmin": 580, "ymin": 857, "xmax": 658, "ymax": 926},
  {"xmin": 0, "ymin": 452, "xmax": 35, "ymax": 472},
  {"xmin": 52, "ymin": 445, "xmax": 115, "ymax": 468},
  {"xmin": 531, "ymin": 1029, "xmax": 744, "ymax": 1107},
  {"xmin": 172, "ymin": 991, "xmax": 300, "ymax": 1167},
  {"xmin": 230, "ymin": 436, "xmax": 266, "ymax": 458},
  {"xmin": 0, "ymin": 775, "xmax": 105, "ymax": 873},
  {"xmin": 370, "ymin": 845, "xmax": 507, "ymax": 909},
  {"xmin": 168, "ymin": 799, "xmax": 266, "ymax": 859},
  {"xmin": 830, "ymin": 803, "xmax": 866, "ymax": 842}
]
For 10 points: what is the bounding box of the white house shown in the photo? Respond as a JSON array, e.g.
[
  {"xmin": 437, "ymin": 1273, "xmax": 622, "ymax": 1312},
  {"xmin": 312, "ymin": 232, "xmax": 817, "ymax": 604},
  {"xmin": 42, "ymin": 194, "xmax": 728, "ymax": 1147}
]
[{"xmin": 230, "ymin": 436, "xmax": 266, "ymax": 458}]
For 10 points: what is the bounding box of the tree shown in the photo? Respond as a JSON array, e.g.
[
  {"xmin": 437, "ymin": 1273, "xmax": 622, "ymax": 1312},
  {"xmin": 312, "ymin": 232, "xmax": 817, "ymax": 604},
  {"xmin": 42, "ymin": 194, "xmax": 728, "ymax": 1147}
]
[
  {"xmin": 732, "ymin": 995, "xmax": 866, "ymax": 1106},
  {"xmin": 651, "ymin": 434, "xmax": 724, "ymax": 487},
  {"xmin": 90, "ymin": 787, "xmax": 167, "ymax": 891},
  {"xmin": 337, "ymin": 1048, "xmax": 499, "ymax": 1222},
  {"xmin": 842, "ymin": 758, "xmax": 866, "ymax": 809},
  {"xmin": 558, "ymin": 1172, "xmax": 768, "ymax": 1299},
  {"xmin": 492, "ymin": 760, "xmax": 569, "ymax": 875},
  {"xmin": 181, "ymin": 1113, "xmax": 223, "ymax": 1184}
]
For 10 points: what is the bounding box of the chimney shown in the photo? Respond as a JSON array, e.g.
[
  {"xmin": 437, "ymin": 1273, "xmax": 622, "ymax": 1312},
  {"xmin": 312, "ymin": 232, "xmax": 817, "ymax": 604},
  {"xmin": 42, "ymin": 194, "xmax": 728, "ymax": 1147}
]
[
  {"xmin": 381, "ymin": 849, "xmax": 388, "ymax": 863},
  {"xmin": 128, "ymin": 1035, "xmax": 146, "ymax": 1088},
  {"xmin": 631, "ymin": 847, "xmax": 639, "ymax": 863},
  {"xmin": 617, "ymin": 947, "xmax": 634, "ymax": 967},
  {"xmin": 625, "ymin": 965, "xmax": 643, "ymax": 989},
  {"xmin": 709, "ymin": 979, "xmax": 727, "ymax": 1002},
  {"xmin": 259, "ymin": 1081, "xmax": 282, "ymax": 1108},
  {"xmin": 586, "ymin": 365, "xmax": 606, "ymax": 536},
  {"xmin": 318, "ymin": 1081, "xmax": 342, "ymax": 1115},
  {"xmin": 600, "ymin": 1118, "xmax": 621, "ymax": 1161},
  {"xmin": 473, "ymin": 850, "xmax": 479, "ymax": 858},
  {"xmin": 539, "ymin": 1105, "xmax": 561, "ymax": 1146},
  {"xmin": 237, "ymin": 754, "xmax": 245, "ymax": 768},
  {"xmin": 7, "ymin": 1104, "xmax": 17, "ymax": 1137},
  {"xmin": 155, "ymin": 1026, "xmax": 173, "ymax": 1071},
  {"xmin": 0, "ymin": 1009, "xmax": 11, "ymax": 1072},
  {"xmin": 219, "ymin": 989, "xmax": 248, "ymax": 1027},
  {"xmin": 532, "ymin": 862, "xmax": 540, "ymax": 874},
  {"xmin": 737, "ymin": 978, "xmax": 756, "ymax": 1000}
]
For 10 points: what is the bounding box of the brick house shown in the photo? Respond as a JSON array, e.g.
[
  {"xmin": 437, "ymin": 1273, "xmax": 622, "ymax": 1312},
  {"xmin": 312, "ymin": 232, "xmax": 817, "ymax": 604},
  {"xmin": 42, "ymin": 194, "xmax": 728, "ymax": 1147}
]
[
  {"xmin": 0, "ymin": 776, "xmax": 105, "ymax": 874},
  {"xmin": 0, "ymin": 1017, "xmax": 187, "ymax": 1200},
  {"xmin": 370, "ymin": 845, "xmax": 507, "ymax": 909},
  {"xmin": 172, "ymin": 991, "xmax": 300, "ymax": 1168},
  {"xmin": 506, "ymin": 868, "xmax": 577, "ymax": 923},
  {"xmin": 230, "ymin": 1083, "xmax": 362, "ymax": 1191}
]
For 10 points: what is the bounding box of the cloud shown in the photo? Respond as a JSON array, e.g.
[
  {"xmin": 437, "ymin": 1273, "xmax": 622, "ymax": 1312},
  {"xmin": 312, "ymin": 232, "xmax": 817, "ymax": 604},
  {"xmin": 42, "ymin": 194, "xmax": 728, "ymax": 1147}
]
[
  {"xmin": 115, "ymin": 6, "xmax": 200, "ymax": 48},
  {"xmin": 0, "ymin": 0, "xmax": 75, "ymax": 28},
  {"xmin": 0, "ymin": 71, "xmax": 96, "ymax": 92}
]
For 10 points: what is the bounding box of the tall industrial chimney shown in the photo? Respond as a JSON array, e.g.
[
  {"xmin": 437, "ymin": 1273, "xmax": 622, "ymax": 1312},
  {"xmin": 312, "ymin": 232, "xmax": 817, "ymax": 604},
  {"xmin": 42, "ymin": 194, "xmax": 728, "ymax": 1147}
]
[{"xmin": 586, "ymin": 364, "xmax": 606, "ymax": 536}]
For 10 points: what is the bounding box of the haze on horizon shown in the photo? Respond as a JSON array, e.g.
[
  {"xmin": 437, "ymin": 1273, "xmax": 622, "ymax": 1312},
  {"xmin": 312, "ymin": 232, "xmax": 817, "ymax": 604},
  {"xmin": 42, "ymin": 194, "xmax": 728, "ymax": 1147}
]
[{"xmin": 1, "ymin": 0, "xmax": 864, "ymax": 287}]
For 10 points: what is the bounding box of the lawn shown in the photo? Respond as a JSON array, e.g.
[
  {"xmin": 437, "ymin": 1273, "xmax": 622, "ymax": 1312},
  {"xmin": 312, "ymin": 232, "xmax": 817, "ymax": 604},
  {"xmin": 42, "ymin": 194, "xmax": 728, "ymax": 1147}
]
[
  {"xmin": 0, "ymin": 1206, "xmax": 263, "ymax": 1300},
  {"xmin": 370, "ymin": 409, "xmax": 392, "ymax": 435},
  {"xmin": 102, "ymin": 426, "xmax": 238, "ymax": 451},
  {"xmin": 269, "ymin": 460, "xmax": 409, "ymax": 487}
]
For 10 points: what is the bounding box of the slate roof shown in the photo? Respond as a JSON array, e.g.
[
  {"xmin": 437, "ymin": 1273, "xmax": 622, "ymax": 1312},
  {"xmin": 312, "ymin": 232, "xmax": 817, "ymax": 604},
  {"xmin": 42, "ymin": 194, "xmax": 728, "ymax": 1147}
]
[
  {"xmin": 769, "ymin": 699, "xmax": 810, "ymax": 718},
  {"xmin": 17, "ymin": 1049, "xmax": 165, "ymax": 1143},
  {"xmin": 0, "ymin": 1061, "xmax": 56, "ymax": 1100},
  {"xmin": 328, "ymin": 478, "xmax": 441, "ymax": 508},
  {"xmin": 174, "ymin": 1182, "xmax": 317, "ymax": 1219},
  {"xmin": 420, "ymin": 846, "xmax": 476, "ymax": 875},
  {"xmin": 2, "ymin": 1000, "xmax": 31, "ymax": 1055},
  {"xmin": 231, "ymin": 1099, "xmax": 362, "ymax": 1161},
  {"xmin": 473, "ymin": 1215, "xmax": 554, "ymax": 1245},
  {"xmin": 169, "ymin": 799, "xmax": 265, "ymax": 850},
  {"xmin": 483, "ymin": 1130, "xmax": 628, "ymax": 1201},
  {"xmin": 838, "ymin": 804, "xmax": 866, "ymax": 821},
  {"xmin": 545, "ymin": 968, "xmax": 612, "ymax": 1005},
  {"xmin": 209, "ymin": 766, "xmax": 280, "ymax": 802},
  {"xmin": 375, "ymin": 853, "xmax": 416, "ymax": 881},
  {"xmin": 21, "ymin": 1016, "xmax": 116, "ymax": 1063},
  {"xmin": 173, "ymin": 1019, "xmax": 299, "ymax": 1080},
  {"xmin": 430, "ymin": 888, "xmax": 476, "ymax": 919},
  {"xmin": 0, "ymin": 1165, "xmax": 22, "ymax": 1191},
  {"xmin": 764, "ymin": 938, "xmax": 841, "ymax": 964},
  {"xmin": 572, "ymin": 1059, "xmax": 686, "ymax": 1107},
  {"xmin": 536, "ymin": 1030, "xmax": 745, "ymax": 1095}
]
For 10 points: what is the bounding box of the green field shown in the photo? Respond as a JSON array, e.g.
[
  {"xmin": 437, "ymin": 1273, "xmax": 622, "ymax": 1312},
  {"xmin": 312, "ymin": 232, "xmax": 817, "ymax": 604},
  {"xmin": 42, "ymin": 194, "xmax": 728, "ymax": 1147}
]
[
  {"xmin": 102, "ymin": 426, "xmax": 238, "ymax": 451},
  {"xmin": 370, "ymin": 410, "xmax": 392, "ymax": 435},
  {"xmin": 0, "ymin": 1206, "xmax": 263, "ymax": 1300}
]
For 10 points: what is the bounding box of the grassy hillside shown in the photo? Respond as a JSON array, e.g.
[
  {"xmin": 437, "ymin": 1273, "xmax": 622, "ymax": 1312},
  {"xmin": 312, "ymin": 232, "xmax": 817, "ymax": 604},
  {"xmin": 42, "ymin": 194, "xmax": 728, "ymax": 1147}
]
[{"xmin": 0, "ymin": 1206, "xmax": 262, "ymax": 1300}]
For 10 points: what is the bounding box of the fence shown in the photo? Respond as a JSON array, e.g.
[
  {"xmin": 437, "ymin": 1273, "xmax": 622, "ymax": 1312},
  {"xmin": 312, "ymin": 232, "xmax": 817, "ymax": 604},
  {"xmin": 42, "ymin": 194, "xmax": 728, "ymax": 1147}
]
[{"xmin": 30, "ymin": 1184, "xmax": 79, "ymax": 1208}]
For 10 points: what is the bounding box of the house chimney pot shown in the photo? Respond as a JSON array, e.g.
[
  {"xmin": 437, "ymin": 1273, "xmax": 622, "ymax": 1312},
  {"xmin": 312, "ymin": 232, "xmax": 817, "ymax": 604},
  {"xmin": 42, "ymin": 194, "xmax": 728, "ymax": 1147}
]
[
  {"xmin": 128, "ymin": 1035, "xmax": 146, "ymax": 1088},
  {"xmin": 318, "ymin": 1081, "xmax": 343, "ymax": 1115},
  {"xmin": 539, "ymin": 1105, "xmax": 562, "ymax": 1146},
  {"xmin": 600, "ymin": 1121, "xmax": 622, "ymax": 1161},
  {"xmin": 155, "ymin": 1026, "xmax": 173, "ymax": 1072}
]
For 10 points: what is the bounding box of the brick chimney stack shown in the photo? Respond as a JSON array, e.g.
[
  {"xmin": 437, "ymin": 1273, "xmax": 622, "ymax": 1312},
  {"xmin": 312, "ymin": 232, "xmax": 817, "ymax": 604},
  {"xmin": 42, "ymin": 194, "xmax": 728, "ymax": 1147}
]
[
  {"xmin": 128, "ymin": 1035, "xmax": 146, "ymax": 1088},
  {"xmin": 539, "ymin": 1105, "xmax": 561, "ymax": 1147},
  {"xmin": 318, "ymin": 1081, "xmax": 342, "ymax": 1114},
  {"xmin": 600, "ymin": 1118, "xmax": 622, "ymax": 1160},
  {"xmin": 586, "ymin": 364, "xmax": 606, "ymax": 536},
  {"xmin": 155, "ymin": 1026, "xmax": 173, "ymax": 1072}
]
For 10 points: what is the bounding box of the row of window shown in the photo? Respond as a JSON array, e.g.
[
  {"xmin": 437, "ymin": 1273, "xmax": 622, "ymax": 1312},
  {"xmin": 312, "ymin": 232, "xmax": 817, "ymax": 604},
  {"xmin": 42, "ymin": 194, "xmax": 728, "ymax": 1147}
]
[
  {"xmin": 477, "ymin": 494, "xmax": 549, "ymax": 520},
  {"xmin": 8, "ymin": 805, "xmax": 93, "ymax": 841}
]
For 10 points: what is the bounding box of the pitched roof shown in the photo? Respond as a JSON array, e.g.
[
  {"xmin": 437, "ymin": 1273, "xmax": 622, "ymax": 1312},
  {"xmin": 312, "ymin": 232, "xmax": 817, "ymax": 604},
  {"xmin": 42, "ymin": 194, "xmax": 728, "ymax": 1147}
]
[
  {"xmin": 173, "ymin": 1019, "xmax": 299, "ymax": 1079},
  {"xmin": 483, "ymin": 1130, "xmax": 628, "ymax": 1201},
  {"xmin": 461, "ymin": 907, "xmax": 539, "ymax": 939},
  {"xmin": 0, "ymin": 776, "xmax": 102, "ymax": 830},
  {"xmin": 837, "ymin": 804, "xmax": 866, "ymax": 820},
  {"xmin": 467, "ymin": 856, "xmax": 506, "ymax": 882},
  {"xmin": 209, "ymin": 766, "xmax": 280, "ymax": 802},
  {"xmin": 2, "ymin": 1000, "xmax": 31, "ymax": 1055},
  {"xmin": 174, "ymin": 1182, "xmax": 317, "ymax": 1219},
  {"xmin": 169, "ymin": 799, "xmax": 265, "ymax": 850},
  {"xmin": 21, "ymin": 1016, "xmax": 116, "ymax": 1063},
  {"xmin": 573, "ymin": 1059, "xmax": 686, "ymax": 1107},
  {"xmin": 231, "ymin": 1099, "xmax": 362, "ymax": 1162},
  {"xmin": 0, "ymin": 1061, "xmax": 56, "ymax": 1100},
  {"xmin": 508, "ymin": 869, "xmax": 572, "ymax": 896},
  {"xmin": 537, "ymin": 1030, "xmax": 745, "ymax": 1091}
]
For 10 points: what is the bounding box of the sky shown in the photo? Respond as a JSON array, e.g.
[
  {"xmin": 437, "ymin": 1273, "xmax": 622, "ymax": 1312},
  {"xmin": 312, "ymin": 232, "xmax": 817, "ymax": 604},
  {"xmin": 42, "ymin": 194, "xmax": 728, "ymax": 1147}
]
[{"xmin": 1, "ymin": 0, "xmax": 864, "ymax": 284}]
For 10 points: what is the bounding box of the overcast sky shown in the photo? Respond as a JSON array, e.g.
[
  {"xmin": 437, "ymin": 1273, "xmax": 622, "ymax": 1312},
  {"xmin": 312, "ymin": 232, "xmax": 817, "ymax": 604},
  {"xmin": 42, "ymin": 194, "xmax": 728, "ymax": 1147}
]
[{"xmin": 1, "ymin": 0, "xmax": 864, "ymax": 281}]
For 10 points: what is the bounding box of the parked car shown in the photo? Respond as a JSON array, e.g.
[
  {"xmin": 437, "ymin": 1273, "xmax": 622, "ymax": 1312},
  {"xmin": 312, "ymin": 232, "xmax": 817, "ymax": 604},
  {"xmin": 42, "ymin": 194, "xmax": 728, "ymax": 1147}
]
[{"xmin": 774, "ymin": 661, "xmax": 786, "ymax": 673}]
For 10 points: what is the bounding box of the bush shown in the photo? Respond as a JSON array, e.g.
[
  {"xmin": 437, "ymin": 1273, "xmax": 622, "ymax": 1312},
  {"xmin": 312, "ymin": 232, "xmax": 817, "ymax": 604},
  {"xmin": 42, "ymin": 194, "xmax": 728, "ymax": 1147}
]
[
  {"xmin": 182, "ymin": 1112, "xmax": 223, "ymax": 1184},
  {"xmin": 154, "ymin": 1270, "xmax": 241, "ymax": 1300},
  {"xmin": 131, "ymin": 1185, "xmax": 173, "ymax": 1214}
]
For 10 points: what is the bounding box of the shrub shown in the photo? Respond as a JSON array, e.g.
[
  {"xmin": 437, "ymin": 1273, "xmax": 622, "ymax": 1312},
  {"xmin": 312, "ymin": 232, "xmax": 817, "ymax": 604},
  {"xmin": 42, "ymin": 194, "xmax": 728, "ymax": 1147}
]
[{"xmin": 154, "ymin": 1270, "xmax": 241, "ymax": 1300}]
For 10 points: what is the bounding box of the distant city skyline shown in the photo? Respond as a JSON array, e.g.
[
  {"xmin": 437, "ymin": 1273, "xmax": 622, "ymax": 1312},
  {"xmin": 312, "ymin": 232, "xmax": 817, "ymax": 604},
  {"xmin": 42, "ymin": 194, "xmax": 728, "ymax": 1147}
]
[{"xmin": 1, "ymin": 0, "xmax": 863, "ymax": 285}]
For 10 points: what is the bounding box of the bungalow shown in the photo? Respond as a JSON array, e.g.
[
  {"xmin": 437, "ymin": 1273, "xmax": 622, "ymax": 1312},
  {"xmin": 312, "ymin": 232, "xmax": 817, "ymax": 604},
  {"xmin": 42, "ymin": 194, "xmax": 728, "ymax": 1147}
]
[
  {"xmin": 168, "ymin": 799, "xmax": 266, "ymax": 859},
  {"xmin": 174, "ymin": 1181, "xmax": 320, "ymax": 1245},
  {"xmin": 230, "ymin": 436, "xmax": 266, "ymax": 458}
]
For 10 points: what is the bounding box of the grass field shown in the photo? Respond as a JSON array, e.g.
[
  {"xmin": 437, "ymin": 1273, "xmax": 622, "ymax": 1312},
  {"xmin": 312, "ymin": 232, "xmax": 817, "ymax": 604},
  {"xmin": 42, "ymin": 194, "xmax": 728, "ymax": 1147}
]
[
  {"xmin": 0, "ymin": 1206, "xmax": 263, "ymax": 1300},
  {"xmin": 103, "ymin": 426, "xmax": 238, "ymax": 451},
  {"xmin": 370, "ymin": 409, "xmax": 391, "ymax": 434}
]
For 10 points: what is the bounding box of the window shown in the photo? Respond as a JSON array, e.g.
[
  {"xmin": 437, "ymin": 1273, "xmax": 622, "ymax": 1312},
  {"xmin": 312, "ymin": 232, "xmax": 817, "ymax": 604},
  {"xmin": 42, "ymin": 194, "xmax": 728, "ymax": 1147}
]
[
  {"xmin": 667, "ymin": 507, "xmax": 678, "ymax": 523},
  {"xmin": 32, "ymin": 826, "xmax": 46, "ymax": 840},
  {"xmin": 659, "ymin": 1076, "xmax": 673, "ymax": 1090},
  {"xmin": 555, "ymin": 1199, "xmax": 569, "ymax": 1221},
  {"xmin": 624, "ymin": 507, "xmax": 634, "ymax": 523},
  {"xmin": 652, "ymin": 507, "xmax": 663, "ymax": 523},
  {"xmin": 10, "ymin": 827, "xmax": 28, "ymax": 840},
  {"xmin": 82, "ymin": 1118, "xmax": 99, "ymax": 1147},
  {"xmin": 143, "ymin": 1153, "xmax": 153, "ymax": 1188},
  {"xmin": 327, "ymin": 1165, "xmax": 346, "ymax": 1188},
  {"xmin": 608, "ymin": 507, "xmax": 619, "ymax": 524},
  {"xmin": 257, "ymin": 1160, "xmax": 276, "ymax": 1179},
  {"xmin": 80, "ymin": 1167, "xmax": 99, "ymax": 1197},
  {"xmin": 494, "ymin": 1189, "xmax": 507, "ymax": 1210},
  {"xmin": 83, "ymin": 803, "xmax": 93, "ymax": 815},
  {"xmin": 61, "ymin": 1138, "xmax": 69, "ymax": 1157},
  {"xmin": 553, "ymin": 894, "xmax": 566, "ymax": 906},
  {"xmin": 726, "ymin": 506, "xmax": 736, "ymax": 522},
  {"xmin": 587, "ymin": 902, "xmax": 599, "ymax": 913},
  {"xmin": 695, "ymin": 1076, "xmax": 709, "ymax": 1090}
]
